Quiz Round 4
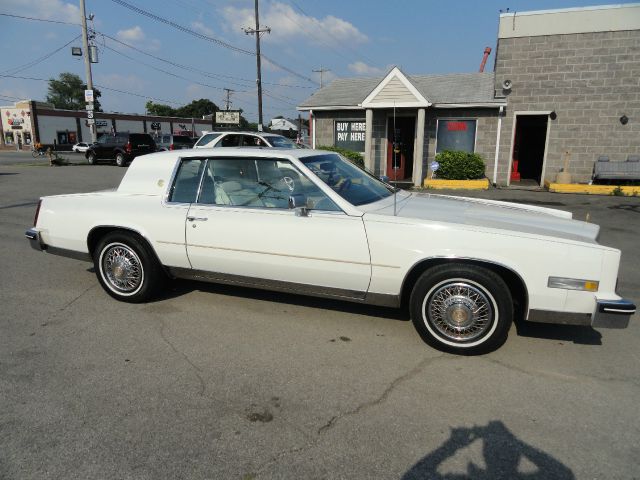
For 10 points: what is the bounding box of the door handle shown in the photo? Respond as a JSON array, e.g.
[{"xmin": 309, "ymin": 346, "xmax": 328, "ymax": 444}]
[{"xmin": 187, "ymin": 216, "xmax": 208, "ymax": 222}]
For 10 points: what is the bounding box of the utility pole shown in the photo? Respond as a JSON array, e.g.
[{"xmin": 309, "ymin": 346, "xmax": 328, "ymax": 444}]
[
  {"xmin": 312, "ymin": 66, "xmax": 331, "ymax": 88},
  {"xmin": 244, "ymin": 0, "xmax": 270, "ymax": 132},
  {"xmin": 79, "ymin": 0, "xmax": 96, "ymax": 143},
  {"xmin": 223, "ymin": 88, "xmax": 234, "ymax": 111}
]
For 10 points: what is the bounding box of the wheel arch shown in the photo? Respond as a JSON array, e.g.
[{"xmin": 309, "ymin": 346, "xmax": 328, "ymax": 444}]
[
  {"xmin": 87, "ymin": 226, "xmax": 164, "ymax": 269},
  {"xmin": 400, "ymin": 257, "xmax": 528, "ymax": 319}
]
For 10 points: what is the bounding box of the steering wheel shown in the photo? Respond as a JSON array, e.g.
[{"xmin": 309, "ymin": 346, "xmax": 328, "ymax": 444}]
[
  {"xmin": 337, "ymin": 178, "xmax": 352, "ymax": 193},
  {"xmin": 282, "ymin": 176, "xmax": 296, "ymax": 192}
]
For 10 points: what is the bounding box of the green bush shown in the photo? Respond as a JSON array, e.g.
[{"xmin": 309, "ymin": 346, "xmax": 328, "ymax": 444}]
[
  {"xmin": 434, "ymin": 151, "xmax": 485, "ymax": 180},
  {"xmin": 317, "ymin": 145, "xmax": 365, "ymax": 169}
]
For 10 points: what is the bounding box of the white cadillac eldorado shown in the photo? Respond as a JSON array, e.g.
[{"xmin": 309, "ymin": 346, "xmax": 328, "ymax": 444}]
[{"xmin": 25, "ymin": 148, "xmax": 635, "ymax": 354}]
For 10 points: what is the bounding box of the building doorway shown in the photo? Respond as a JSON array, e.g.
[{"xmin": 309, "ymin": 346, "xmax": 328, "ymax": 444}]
[
  {"xmin": 387, "ymin": 116, "xmax": 415, "ymax": 181},
  {"xmin": 511, "ymin": 115, "xmax": 548, "ymax": 185}
]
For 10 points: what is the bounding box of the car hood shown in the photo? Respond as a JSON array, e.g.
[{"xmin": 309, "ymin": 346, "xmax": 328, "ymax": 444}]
[{"xmin": 361, "ymin": 192, "xmax": 600, "ymax": 243}]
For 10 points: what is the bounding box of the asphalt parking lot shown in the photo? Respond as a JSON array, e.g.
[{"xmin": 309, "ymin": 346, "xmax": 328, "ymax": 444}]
[{"xmin": 1, "ymin": 153, "xmax": 639, "ymax": 479}]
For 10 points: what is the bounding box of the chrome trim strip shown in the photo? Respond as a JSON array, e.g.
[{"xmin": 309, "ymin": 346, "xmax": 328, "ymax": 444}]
[
  {"xmin": 596, "ymin": 299, "xmax": 636, "ymax": 313},
  {"xmin": 46, "ymin": 246, "xmax": 92, "ymax": 262},
  {"xmin": 603, "ymin": 307, "xmax": 636, "ymax": 313},
  {"xmin": 25, "ymin": 228, "xmax": 44, "ymax": 251},
  {"xmin": 185, "ymin": 243, "xmax": 372, "ymax": 266},
  {"xmin": 593, "ymin": 299, "xmax": 634, "ymax": 329},
  {"xmin": 527, "ymin": 309, "xmax": 592, "ymax": 326},
  {"xmin": 168, "ymin": 266, "xmax": 369, "ymax": 302}
]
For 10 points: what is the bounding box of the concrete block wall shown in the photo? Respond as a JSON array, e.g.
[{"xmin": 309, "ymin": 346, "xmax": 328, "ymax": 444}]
[{"xmin": 495, "ymin": 30, "xmax": 640, "ymax": 184}]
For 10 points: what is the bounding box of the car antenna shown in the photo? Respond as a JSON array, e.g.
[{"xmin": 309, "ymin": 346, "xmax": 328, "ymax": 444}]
[{"xmin": 393, "ymin": 100, "xmax": 397, "ymax": 216}]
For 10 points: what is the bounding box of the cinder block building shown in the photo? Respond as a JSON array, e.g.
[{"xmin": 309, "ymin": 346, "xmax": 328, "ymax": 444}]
[{"xmin": 298, "ymin": 3, "xmax": 640, "ymax": 187}]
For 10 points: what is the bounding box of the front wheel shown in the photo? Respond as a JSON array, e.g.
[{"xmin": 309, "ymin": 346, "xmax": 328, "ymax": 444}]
[
  {"xmin": 94, "ymin": 231, "xmax": 165, "ymax": 303},
  {"xmin": 87, "ymin": 152, "xmax": 96, "ymax": 165},
  {"xmin": 115, "ymin": 152, "xmax": 126, "ymax": 167},
  {"xmin": 409, "ymin": 264, "xmax": 513, "ymax": 355}
]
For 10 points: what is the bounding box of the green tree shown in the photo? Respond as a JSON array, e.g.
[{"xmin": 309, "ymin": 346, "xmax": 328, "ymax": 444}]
[
  {"xmin": 145, "ymin": 101, "xmax": 176, "ymax": 117},
  {"xmin": 175, "ymin": 98, "xmax": 218, "ymax": 118},
  {"xmin": 46, "ymin": 72, "xmax": 102, "ymax": 111}
]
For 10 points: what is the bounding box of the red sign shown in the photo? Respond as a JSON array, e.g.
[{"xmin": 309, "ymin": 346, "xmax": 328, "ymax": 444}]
[{"xmin": 447, "ymin": 121, "xmax": 468, "ymax": 132}]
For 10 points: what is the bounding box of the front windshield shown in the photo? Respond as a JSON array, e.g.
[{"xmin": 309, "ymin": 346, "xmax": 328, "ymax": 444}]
[
  {"xmin": 266, "ymin": 136, "xmax": 297, "ymax": 148},
  {"xmin": 302, "ymin": 153, "xmax": 394, "ymax": 206}
]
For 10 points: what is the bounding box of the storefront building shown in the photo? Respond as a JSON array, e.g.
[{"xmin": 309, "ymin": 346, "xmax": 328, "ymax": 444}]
[
  {"xmin": 298, "ymin": 4, "xmax": 640, "ymax": 186},
  {"xmin": 1, "ymin": 100, "xmax": 214, "ymax": 150},
  {"xmin": 299, "ymin": 69, "xmax": 504, "ymax": 186}
]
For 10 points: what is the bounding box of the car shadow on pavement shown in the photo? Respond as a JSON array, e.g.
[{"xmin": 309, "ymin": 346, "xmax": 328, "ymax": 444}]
[
  {"xmin": 513, "ymin": 320, "xmax": 602, "ymax": 346},
  {"xmin": 164, "ymin": 278, "xmax": 409, "ymax": 322},
  {"xmin": 401, "ymin": 420, "xmax": 575, "ymax": 480}
]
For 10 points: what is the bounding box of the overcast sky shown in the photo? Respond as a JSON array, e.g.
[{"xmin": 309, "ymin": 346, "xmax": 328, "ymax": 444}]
[{"xmin": 0, "ymin": 0, "xmax": 634, "ymax": 121}]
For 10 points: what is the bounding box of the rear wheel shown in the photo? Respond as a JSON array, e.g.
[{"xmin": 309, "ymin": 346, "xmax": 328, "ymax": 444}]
[
  {"xmin": 409, "ymin": 264, "xmax": 513, "ymax": 354},
  {"xmin": 87, "ymin": 152, "xmax": 96, "ymax": 165},
  {"xmin": 115, "ymin": 152, "xmax": 126, "ymax": 167},
  {"xmin": 94, "ymin": 231, "xmax": 165, "ymax": 303}
]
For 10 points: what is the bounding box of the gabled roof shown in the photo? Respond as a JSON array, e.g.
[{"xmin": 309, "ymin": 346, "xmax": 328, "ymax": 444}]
[
  {"xmin": 361, "ymin": 67, "xmax": 430, "ymax": 108},
  {"xmin": 298, "ymin": 69, "xmax": 504, "ymax": 110}
]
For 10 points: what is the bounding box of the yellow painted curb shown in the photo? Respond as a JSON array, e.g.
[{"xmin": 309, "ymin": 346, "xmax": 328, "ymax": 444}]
[
  {"xmin": 544, "ymin": 181, "xmax": 640, "ymax": 196},
  {"xmin": 424, "ymin": 178, "xmax": 490, "ymax": 190}
]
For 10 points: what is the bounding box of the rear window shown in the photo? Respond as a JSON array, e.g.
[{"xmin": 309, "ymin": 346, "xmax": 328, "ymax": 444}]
[
  {"xmin": 173, "ymin": 136, "xmax": 192, "ymax": 144},
  {"xmin": 265, "ymin": 135, "xmax": 296, "ymax": 148},
  {"xmin": 195, "ymin": 133, "xmax": 221, "ymax": 147},
  {"xmin": 130, "ymin": 134, "xmax": 155, "ymax": 145}
]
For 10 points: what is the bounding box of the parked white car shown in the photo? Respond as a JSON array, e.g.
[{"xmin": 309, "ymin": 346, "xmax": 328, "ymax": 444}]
[
  {"xmin": 72, "ymin": 142, "xmax": 90, "ymax": 153},
  {"xmin": 25, "ymin": 149, "xmax": 634, "ymax": 354},
  {"xmin": 193, "ymin": 131, "xmax": 298, "ymax": 149}
]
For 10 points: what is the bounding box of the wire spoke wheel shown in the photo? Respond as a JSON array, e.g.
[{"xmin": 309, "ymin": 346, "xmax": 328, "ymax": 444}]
[
  {"xmin": 425, "ymin": 281, "xmax": 495, "ymax": 342},
  {"xmin": 101, "ymin": 243, "xmax": 144, "ymax": 294},
  {"xmin": 411, "ymin": 265, "xmax": 513, "ymax": 354}
]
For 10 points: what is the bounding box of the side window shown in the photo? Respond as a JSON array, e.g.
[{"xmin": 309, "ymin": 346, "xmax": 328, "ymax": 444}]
[
  {"xmin": 218, "ymin": 134, "xmax": 241, "ymax": 147},
  {"xmin": 198, "ymin": 158, "xmax": 339, "ymax": 211},
  {"xmin": 194, "ymin": 133, "xmax": 221, "ymax": 147},
  {"xmin": 169, "ymin": 159, "xmax": 205, "ymax": 203},
  {"xmin": 243, "ymin": 135, "xmax": 267, "ymax": 147},
  {"xmin": 97, "ymin": 135, "xmax": 108, "ymax": 144}
]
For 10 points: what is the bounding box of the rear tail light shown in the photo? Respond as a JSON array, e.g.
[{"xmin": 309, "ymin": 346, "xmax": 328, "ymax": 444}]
[
  {"xmin": 169, "ymin": 143, "xmax": 174, "ymax": 150},
  {"xmin": 125, "ymin": 141, "xmax": 132, "ymax": 153},
  {"xmin": 33, "ymin": 199, "xmax": 42, "ymax": 227}
]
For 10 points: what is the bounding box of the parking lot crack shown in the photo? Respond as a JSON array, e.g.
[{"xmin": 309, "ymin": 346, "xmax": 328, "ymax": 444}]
[
  {"xmin": 159, "ymin": 318, "xmax": 206, "ymax": 396},
  {"xmin": 317, "ymin": 354, "xmax": 445, "ymax": 435},
  {"xmin": 41, "ymin": 284, "xmax": 98, "ymax": 327},
  {"xmin": 482, "ymin": 356, "xmax": 640, "ymax": 389}
]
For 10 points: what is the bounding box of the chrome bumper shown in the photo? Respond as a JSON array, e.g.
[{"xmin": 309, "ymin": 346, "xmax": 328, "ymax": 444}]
[
  {"xmin": 592, "ymin": 299, "xmax": 636, "ymax": 329},
  {"xmin": 25, "ymin": 228, "xmax": 45, "ymax": 251},
  {"xmin": 529, "ymin": 299, "xmax": 635, "ymax": 329}
]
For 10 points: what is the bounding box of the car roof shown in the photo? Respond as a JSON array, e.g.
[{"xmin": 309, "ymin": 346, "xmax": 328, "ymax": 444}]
[{"xmin": 201, "ymin": 131, "xmax": 285, "ymax": 137}]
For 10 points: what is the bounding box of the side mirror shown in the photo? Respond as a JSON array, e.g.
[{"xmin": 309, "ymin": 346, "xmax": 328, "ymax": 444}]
[
  {"xmin": 379, "ymin": 175, "xmax": 390, "ymax": 183},
  {"xmin": 289, "ymin": 194, "xmax": 309, "ymax": 217}
]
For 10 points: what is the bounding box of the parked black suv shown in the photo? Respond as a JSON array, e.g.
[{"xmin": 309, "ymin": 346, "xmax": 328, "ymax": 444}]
[{"xmin": 86, "ymin": 132, "xmax": 156, "ymax": 167}]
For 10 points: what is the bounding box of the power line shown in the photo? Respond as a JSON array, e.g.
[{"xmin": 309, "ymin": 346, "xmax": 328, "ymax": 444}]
[
  {"xmin": 0, "ymin": 12, "xmax": 80, "ymax": 25},
  {"xmin": 1, "ymin": 35, "xmax": 81, "ymax": 75},
  {"xmin": 101, "ymin": 42, "xmax": 288, "ymax": 111},
  {"xmin": 0, "ymin": 73, "xmax": 185, "ymax": 106},
  {"xmin": 110, "ymin": 0, "xmax": 254, "ymax": 55},
  {"xmin": 98, "ymin": 32, "xmax": 310, "ymax": 90},
  {"xmin": 108, "ymin": 0, "xmax": 317, "ymax": 85},
  {"xmin": 101, "ymin": 44, "xmax": 247, "ymax": 94},
  {"xmin": 312, "ymin": 66, "xmax": 331, "ymax": 88}
]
